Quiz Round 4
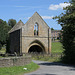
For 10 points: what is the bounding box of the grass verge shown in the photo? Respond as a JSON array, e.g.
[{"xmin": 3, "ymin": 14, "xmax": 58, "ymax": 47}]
[
  {"xmin": 51, "ymin": 42, "xmax": 63, "ymax": 53},
  {"xmin": 0, "ymin": 56, "xmax": 3, "ymax": 58},
  {"xmin": 0, "ymin": 62, "xmax": 39, "ymax": 75},
  {"xmin": 32, "ymin": 55, "xmax": 61, "ymax": 62}
]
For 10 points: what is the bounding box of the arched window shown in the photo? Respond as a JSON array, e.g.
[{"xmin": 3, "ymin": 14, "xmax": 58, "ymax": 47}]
[{"xmin": 34, "ymin": 23, "xmax": 38, "ymax": 36}]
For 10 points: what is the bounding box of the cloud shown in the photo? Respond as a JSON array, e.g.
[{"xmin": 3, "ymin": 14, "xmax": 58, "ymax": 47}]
[
  {"xmin": 27, "ymin": 17, "xmax": 30, "ymax": 19},
  {"xmin": 49, "ymin": 3, "xmax": 70, "ymax": 10},
  {"xmin": 41, "ymin": 16, "xmax": 53, "ymax": 19}
]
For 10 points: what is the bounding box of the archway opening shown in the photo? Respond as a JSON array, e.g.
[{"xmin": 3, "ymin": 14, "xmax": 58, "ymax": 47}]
[{"xmin": 28, "ymin": 45, "xmax": 43, "ymax": 53}]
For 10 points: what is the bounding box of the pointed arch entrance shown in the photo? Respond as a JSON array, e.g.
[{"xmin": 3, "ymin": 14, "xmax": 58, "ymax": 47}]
[{"xmin": 28, "ymin": 40, "xmax": 45, "ymax": 53}]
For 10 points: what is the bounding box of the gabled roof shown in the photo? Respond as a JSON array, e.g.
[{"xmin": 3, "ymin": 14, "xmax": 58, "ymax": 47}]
[
  {"xmin": 9, "ymin": 20, "xmax": 24, "ymax": 33},
  {"xmin": 25, "ymin": 12, "xmax": 50, "ymax": 28},
  {"xmin": 9, "ymin": 12, "xmax": 50, "ymax": 33},
  {"xmin": 35, "ymin": 12, "xmax": 50, "ymax": 28}
]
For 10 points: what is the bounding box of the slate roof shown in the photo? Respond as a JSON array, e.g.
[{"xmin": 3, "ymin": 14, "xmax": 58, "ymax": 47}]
[{"xmin": 8, "ymin": 20, "xmax": 24, "ymax": 33}]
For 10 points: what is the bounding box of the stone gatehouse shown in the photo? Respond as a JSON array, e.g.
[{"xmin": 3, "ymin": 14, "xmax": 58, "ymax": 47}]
[{"xmin": 8, "ymin": 12, "xmax": 51, "ymax": 55}]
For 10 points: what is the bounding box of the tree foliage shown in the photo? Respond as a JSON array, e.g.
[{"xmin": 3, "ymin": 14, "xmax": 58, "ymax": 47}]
[
  {"xmin": 54, "ymin": 0, "xmax": 75, "ymax": 64},
  {"xmin": 0, "ymin": 19, "xmax": 10, "ymax": 50},
  {"xmin": 51, "ymin": 28, "xmax": 54, "ymax": 30},
  {"xmin": 8, "ymin": 19, "xmax": 16, "ymax": 28}
]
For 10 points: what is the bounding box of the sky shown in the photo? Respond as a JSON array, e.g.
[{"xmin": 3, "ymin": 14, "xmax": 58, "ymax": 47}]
[{"xmin": 0, "ymin": 0, "xmax": 70, "ymax": 30}]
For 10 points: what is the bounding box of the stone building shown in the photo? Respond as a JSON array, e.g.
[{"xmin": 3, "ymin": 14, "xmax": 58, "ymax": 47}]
[
  {"xmin": 51, "ymin": 30, "xmax": 61, "ymax": 41},
  {"xmin": 8, "ymin": 12, "xmax": 51, "ymax": 55}
]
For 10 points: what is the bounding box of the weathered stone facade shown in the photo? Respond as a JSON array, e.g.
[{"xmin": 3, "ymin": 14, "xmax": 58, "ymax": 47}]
[
  {"xmin": 9, "ymin": 12, "xmax": 51, "ymax": 54},
  {"xmin": 0, "ymin": 56, "xmax": 31, "ymax": 67}
]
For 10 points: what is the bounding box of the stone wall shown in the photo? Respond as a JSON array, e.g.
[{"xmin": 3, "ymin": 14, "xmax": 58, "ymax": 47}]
[
  {"xmin": 22, "ymin": 12, "xmax": 50, "ymax": 37},
  {"xmin": 22, "ymin": 37, "xmax": 50, "ymax": 53},
  {"xmin": 21, "ymin": 12, "xmax": 51, "ymax": 54},
  {"xmin": 0, "ymin": 56, "xmax": 31, "ymax": 67}
]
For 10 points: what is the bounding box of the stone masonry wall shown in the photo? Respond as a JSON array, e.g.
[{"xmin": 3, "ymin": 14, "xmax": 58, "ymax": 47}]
[
  {"xmin": 21, "ymin": 12, "xmax": 51, "ymax": 54},
  {"xmin": 0, "ymin": 56, "xmax": 31, "ymax": 67},
  {"xmin": 22, "ymin": 37, "xmax": 49, "ymax": 53}
]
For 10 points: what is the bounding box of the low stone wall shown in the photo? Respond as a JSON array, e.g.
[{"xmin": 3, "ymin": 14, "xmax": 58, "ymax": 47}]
[{"xmin": 0, "ymin": 56, "xmax": 31, "ymax": 67}]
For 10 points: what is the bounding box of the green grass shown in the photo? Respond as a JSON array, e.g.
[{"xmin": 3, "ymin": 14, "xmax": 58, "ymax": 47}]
[
  {"xmin": 0, "ymin": 62, "xmax": 39, "ymax": 75},
  {"xmin": 0, "ymin": 45, "xmax": 6, "ymax": 54},
  {"xmin": 0, "ymin": 56, "xmax": 3, "ymax": 58},
  {"xmin": 51, "ymin": 42, "xmax": 63, "ymax": 53},
  {"xmin": 33, "ymin": 55, "xmax": 60, "ymax": 62}
]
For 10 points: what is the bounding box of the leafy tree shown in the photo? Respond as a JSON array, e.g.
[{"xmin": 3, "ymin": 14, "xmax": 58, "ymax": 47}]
[
  {"xmin": 0, "ymin": 19, "xmax": 10, "ymax": 50},
  {"xmin": 51, "ymin": 28, "xmax": 54, "ymax": 30},
  {"xmin": 54, "ymin": 0, "xmax": 75, "ymax": 64},
  {"xmin": 8, "ymin": 19, "xmax": 16, "ymax": 28}
]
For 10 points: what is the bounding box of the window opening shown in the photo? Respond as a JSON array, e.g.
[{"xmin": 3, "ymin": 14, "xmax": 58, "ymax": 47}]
[{"xmin": 34, "ymin": 23, "xmax": 38, "ymax": 36}]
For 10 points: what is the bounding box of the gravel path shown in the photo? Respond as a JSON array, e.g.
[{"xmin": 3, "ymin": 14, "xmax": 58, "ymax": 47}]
[{"xmin": 24, "ymin": 60, "xmax": 75, "ymax": 75}]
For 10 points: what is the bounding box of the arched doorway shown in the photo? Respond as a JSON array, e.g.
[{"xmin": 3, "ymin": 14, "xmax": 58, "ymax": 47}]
[
  {"xmin": 28, "ymin": 45, "xmax": 43, "ymax": 53},
  {"xmin": 28, "ymin": 40, "xmax": 45, "ymax": 53}
]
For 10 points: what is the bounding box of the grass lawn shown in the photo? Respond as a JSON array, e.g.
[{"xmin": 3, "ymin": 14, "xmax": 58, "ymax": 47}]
[
  {"xmin": 51, "ymin": 42, "xmax": 63, "ymax": 53},
  {"xmin": 0, "ymin": 62, "xmax": 39, "ymax": 75}
]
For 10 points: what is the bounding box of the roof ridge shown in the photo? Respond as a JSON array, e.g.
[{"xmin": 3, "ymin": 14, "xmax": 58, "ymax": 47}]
[
  {"xmin": 34, "ymin": 12, "xmax": 50, "ymax": 28},
  {"xmin": 24, "ymin": 12, "xmax": 50, "ymax": 29},
  {"xmin": 8, "ymin": 20, "xmax": 24, "ymax": 33}
]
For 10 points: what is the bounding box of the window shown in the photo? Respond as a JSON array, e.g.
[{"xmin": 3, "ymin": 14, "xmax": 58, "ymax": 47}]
[{"xmin": 34, "ymin": 23, "xmax": 38, "ymax": 36}]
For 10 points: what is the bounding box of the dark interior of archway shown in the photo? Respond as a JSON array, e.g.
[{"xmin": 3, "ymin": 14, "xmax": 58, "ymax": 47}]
[{"xmin": 28, "ymin": 45, "xmax": 43, "ymax": 53}]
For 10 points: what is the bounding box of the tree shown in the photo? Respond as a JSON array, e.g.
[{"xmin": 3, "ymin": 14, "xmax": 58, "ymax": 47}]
[
  {"xmin": 54, "ymin": 0, "xmax": 75, "ymax": 64},
  {"xmin": 8, "ymin": 19, "xmax": 16, "ymax": 28},
  {"xmin": 0, "ymin": 19, "xmax": 10, "ymax": 50},
  {"xmin": 51, "ymin": 28, "xmax": 54, "ymax": 30}
]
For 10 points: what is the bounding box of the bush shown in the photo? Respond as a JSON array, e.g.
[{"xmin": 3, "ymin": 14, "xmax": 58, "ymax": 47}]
[{"xmin": 0, "ymin": 43, "xmax": 2, "ymax": 50}]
